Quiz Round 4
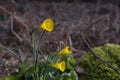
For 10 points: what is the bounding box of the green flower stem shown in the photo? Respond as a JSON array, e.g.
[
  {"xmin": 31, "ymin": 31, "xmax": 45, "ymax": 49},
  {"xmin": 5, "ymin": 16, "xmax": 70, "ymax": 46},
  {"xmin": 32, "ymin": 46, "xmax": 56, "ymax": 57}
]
[
  {"xmin": 35, "ymin": 30, "xmax": 46, "ymax": 70},
  {"xmin": 31, "ymin": 30, "xmax": 36, "ymax": 65},
  {"xmin": 32, "ymin": 30, "xmax": 45, "ymax": 80},
  {"xmin": 38, "ymin": 30, "xmax": 46, "ymax": 42},
  {"xmin": 31, "ymin": 30, "xmax": 37, "ymax": 79},
  {"xmin": 41, "ymin": 53, "xmax": 51, "ymax": 80}
]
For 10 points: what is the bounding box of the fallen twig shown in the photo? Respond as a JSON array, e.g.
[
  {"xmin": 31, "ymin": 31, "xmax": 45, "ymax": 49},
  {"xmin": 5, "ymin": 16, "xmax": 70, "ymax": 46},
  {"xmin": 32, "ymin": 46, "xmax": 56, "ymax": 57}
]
[
  {"xmin": 0, "ymin": 5, "xmax": 30, "ymax": 32},
  {"xmin": 0, "ymin": 44, "xmax": 22, "ymax": 63},
  {"xmin": 11, "ymin": 13, "xmax": 23, "ymax": 42}
]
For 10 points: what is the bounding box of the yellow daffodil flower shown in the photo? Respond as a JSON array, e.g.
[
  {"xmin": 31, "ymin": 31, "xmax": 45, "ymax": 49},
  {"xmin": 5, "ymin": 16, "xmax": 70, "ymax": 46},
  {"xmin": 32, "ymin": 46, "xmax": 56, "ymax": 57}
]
[
  {"xmin": 38, "ymin": 18, "xmax": 54, "ymax": 32},
  {"xmin": 58, "ymin": 46, "xmax": 72, "ymax": 55},
  {"xmin": 49, "ymin": 61, "xmax": 66, "ymax": 72}
]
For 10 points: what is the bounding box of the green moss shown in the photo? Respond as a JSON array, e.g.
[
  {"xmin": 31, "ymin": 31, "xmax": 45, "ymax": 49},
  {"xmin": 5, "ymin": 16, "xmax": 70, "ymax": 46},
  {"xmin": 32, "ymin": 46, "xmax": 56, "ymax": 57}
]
[{"xmin": 78, "ymin": 43, "xmax": 120, "ymax": 80}]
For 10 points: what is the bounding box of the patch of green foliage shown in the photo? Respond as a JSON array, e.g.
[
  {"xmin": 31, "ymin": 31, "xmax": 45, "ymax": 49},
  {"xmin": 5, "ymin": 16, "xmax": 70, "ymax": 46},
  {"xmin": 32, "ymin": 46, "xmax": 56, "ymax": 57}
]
[
  {"xmin": 78, "ymin": 43, "xmax": 120, "ymax": 80},
  {"xmin": 0, "ymin": 53, "xmax": 78, "ymax": 80},
  {"xmin": 0, "ymin": 18, "xmax": 78, "ymax": 80},
  {"xmin": 0, "ymin": 75, "xmax": 19, "ymax": 80}
]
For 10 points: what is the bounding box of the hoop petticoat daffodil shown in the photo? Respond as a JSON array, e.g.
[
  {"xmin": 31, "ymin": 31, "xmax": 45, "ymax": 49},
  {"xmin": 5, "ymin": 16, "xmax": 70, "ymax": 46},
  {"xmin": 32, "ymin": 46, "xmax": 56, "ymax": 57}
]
[
  {"xmin": 49, "ymin": 61, "xmax": 66, "ymax": 72},
  {"xmin": 58, "ymin": 46, "xmax": 72, "ymax": 55},
  {"xmin": 38, "ymin": 18, "xmax": 54, "ymax": 32}
]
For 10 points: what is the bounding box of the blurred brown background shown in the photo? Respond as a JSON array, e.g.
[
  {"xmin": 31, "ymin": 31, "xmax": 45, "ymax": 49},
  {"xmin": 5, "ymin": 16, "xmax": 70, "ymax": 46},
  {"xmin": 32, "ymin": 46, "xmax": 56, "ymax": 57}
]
[{"xmin": 0, "ymin": 0, "xmax": 120, "ymax": 77}]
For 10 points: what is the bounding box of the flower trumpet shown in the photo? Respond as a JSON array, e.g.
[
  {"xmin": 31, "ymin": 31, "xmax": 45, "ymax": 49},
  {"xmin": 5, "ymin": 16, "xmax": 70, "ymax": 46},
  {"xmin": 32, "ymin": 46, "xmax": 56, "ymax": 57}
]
[
  {"xmin": 38, "ymin": 18, "xmax": 54, "ymax": 32},
  {"xmin": 49, "ymin": 61, "xmax": 66, "ymax": 72},
  {"xmin": 58, "ymin": 46, "xmax": 72, "ymax": 55}
]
